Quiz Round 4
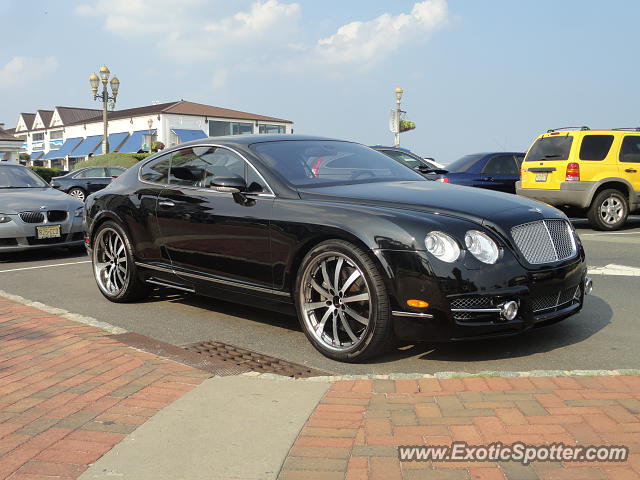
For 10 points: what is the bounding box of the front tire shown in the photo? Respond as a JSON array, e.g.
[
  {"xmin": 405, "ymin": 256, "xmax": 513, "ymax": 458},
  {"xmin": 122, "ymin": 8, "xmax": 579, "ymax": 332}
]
[
  {"xmin": 587, "ymin": 189, "xmax": 628, "ymax": 230},
  {"xmin": 294, "ymin": 240, "xmax": 392, "ymax": 362},
  {"xmin": 92, "ymin": 221, "xmax": 150, "ymax": 302}
]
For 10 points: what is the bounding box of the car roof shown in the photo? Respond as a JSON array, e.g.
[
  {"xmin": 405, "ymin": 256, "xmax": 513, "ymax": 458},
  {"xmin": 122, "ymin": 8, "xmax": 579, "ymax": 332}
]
[{"xmin": 174, "ymin": 134, "xmax": 346, "ymax": 149}]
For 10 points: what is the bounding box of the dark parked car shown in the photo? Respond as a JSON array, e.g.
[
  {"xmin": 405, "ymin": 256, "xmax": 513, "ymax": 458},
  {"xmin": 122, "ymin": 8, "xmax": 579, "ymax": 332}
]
[
  {"xmin": 51, "ymin": 166, "xmax": 126, "ymax": 202},
  {"xmin": 433, "ymin": 152, "xmax": 525, "ymax": 193},
  {"xmin": 371, "ymin": 145, "xmax": 444, "ymax": 177},
  {"xmin": 0, "ymin": 164, "xmax": 84, "ymax": 252},
  {"xmin": 84, "ymin": 136, "xmax": 590, "ymax": 362}
]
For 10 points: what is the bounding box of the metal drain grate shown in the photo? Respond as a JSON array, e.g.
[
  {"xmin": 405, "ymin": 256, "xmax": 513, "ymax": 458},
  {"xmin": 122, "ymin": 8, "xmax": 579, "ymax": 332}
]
[{"xmin": 183, "ymin": 340, "xmax": 328, "ymax": 379}]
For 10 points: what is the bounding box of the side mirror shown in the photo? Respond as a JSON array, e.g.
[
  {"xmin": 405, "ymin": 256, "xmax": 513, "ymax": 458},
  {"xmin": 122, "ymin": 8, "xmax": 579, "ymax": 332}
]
[{"xmin": 210, "ymin": 176, "xmax": 247, "ymax": 193}]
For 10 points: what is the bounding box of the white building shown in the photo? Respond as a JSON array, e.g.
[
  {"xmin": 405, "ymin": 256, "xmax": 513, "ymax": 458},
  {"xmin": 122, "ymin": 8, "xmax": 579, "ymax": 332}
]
[{"xmin": 12, "ymin": 100, "xmax": 293, "ymax": 170}]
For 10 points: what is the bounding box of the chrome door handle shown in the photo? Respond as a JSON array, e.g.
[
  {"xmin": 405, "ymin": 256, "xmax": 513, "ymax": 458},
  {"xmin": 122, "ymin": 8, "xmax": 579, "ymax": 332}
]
[{"xmin": 158, "ymin": 200, "xmax": 175, "ymax": 207}]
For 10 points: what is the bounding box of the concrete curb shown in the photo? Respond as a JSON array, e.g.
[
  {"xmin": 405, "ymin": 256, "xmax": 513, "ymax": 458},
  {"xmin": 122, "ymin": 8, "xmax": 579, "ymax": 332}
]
[{"xmin": 0, "ymin": 288, "xmax": 127, "ymax": 335}]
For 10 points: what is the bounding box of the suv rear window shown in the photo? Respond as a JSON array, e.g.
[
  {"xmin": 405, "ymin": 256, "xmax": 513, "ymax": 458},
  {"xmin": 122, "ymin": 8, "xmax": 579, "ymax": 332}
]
[
  {"xmin": 579, "ymin": 135, "xmax": 614, "ymax": 161},
  {"xmin": 525, "ymin": 136, "xmax": 573, "ymax": 162}
]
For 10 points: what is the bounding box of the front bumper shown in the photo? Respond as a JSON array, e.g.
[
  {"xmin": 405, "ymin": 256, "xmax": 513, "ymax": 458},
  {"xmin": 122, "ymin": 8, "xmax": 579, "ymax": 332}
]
[
  {"xmin": 378, "ymin": 249, "xmax": 588, "ymax": 342},
  {"xmin": 515, "ymin": 181, "xmax": 595, "ymax": 209},
  {"xmin": 0, "ymin": 213, "xmax": 84, "ymax": 253}
]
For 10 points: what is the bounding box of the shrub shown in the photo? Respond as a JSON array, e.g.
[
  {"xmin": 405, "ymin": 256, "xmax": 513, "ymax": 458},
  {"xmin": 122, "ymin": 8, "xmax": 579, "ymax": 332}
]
[
  {"xmin": 19, "ymin": 153, "xmax": 30, "ymax": 161},
  {"xmin": 29, "ymin": 167, "xmax": 62, "ymax": 183},
  {"xmin": 72, "ymin": 152, "xmax": 151, "ymax": 171}
]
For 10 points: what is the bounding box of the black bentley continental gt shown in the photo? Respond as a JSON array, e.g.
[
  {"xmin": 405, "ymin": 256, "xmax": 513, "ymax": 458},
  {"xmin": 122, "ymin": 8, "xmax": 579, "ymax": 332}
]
[{"xmin": 84, "ymin": 135, "xmax": 591, "ymax": 362}]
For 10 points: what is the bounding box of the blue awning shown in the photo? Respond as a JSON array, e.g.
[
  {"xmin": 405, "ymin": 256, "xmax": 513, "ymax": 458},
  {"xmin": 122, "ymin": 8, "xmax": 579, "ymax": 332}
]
[
  {"xmin": 30, "ymin": 152, "xmax": 44, "ymax": 161},
  {"xmin": 42, "ymin": 137, "xmax": 83, "ymax": 160},
  {"xmin": 70, "ymin": 135, "xmax": 103, "ymax": 157},
  {"xmin": 119, "ymin": 129, "xmax": 156, "ymax": 153},
  {"xmin": 108, "ymin": 132, "xmax": 130, "ymax": 152},
  {"xmin": 172, "ymin": 128, "xmax": 207, "ymax": 143}
]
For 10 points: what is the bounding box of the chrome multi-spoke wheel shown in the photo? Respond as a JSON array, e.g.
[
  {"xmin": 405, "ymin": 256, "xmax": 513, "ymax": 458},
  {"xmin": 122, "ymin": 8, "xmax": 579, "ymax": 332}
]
[
  {"xmin": 68, "ymin": 188, "xmax": 86, "ymax": 202},
  {"xmin": 94, "ymin": 227, "xmax": 128, "ymax": 296},
  {"xmin": 91, "ymin": 221, "xmax": 150, "ymax": 302},
  {"xmin": 296, "ymin": 240, "xmax": 391, "ymax": 362},
  {"xmin": 588, "ymin": 189, "xmax": 628, "ymax": 231}
]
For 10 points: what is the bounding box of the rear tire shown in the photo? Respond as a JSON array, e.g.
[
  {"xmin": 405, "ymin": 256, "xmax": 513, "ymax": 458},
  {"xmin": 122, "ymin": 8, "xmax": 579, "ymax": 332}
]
[
  {"xmin": 587, "ymin": 189, "xmax": 628, "ymax": 230},
  {"xmin": 68, "ymin": 187, "xmax": 86, "ymax": 202},
  {"xmin": 92, "ymin": 221, "xmax": 151, "ymax": 302},
  {"xmin": 294, "ymin": 240, "xmax": 393, "ymax": 362}
]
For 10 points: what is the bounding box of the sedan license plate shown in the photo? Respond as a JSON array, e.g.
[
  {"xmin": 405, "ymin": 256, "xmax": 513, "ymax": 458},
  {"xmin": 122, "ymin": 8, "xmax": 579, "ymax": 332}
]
[
  {"xmin": 36, "ymin": 225, "xmax": 61, "ymax": 239},
  {"xmin": 535, "ymin": 172, "xmax": 548, "ymax": 182}
]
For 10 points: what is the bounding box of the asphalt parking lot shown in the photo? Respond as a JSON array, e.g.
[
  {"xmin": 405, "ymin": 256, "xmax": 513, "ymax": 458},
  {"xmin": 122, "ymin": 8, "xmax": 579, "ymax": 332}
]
[{"xmin": 1, "ymin": 217, "xmax": 638, "ymax": 376}]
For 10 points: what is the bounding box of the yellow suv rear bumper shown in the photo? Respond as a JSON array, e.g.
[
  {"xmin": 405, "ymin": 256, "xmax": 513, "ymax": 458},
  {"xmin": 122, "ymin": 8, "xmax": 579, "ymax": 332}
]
[{"xmin": 516, "ymin": 181, "xmax": 595, "ymax": 209}]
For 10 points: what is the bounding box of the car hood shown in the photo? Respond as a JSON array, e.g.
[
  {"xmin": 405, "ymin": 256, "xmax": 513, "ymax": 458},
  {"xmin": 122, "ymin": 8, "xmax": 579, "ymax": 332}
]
[
  {"xmin": 0, "ymin": 188, "xmax": 83, "ymax": 214},
  {"xmin": 297, "ymin": 181, "xmax": 564, "ymax": 227}
]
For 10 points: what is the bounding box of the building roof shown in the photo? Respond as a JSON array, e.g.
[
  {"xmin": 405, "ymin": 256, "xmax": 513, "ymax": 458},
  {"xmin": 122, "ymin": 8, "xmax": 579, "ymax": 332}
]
[
  {"xmin": 3, "ymin": 128, "xmax": 16, "ymax": 135},
  {"xmin": 164, "ymin": 100, "xmax": 292, "ymax": 123},
  {"xmin": 20, "ymin": 113, "xmax": 36, "ymax": 130},
  {"xmin": 36, "ymin": 110, "xmax": 54, "ymax": 126},
  {"xmin": 70, "ymin": 100, "xmax": 292, "ymax": 125},
  {"xmin": 0, "ymin": 127, "xmax": 21, "ymax": 142},
  {"xmin": 55, "ymin": 106, "xmax": 102, "ymax": 125}
]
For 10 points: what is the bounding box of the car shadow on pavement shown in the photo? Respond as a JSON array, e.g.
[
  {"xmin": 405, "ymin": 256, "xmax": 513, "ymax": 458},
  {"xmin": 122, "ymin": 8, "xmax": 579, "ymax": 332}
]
[
  {"xmin": 571, "ymin": 215, "xmax": 640, "ymax": 231},
  {"xmin": 377, "ymin": 294, "xmax": 612, "ymax": 364},
  {"xmin": 0, "ymin": 246, "xmax": 87, "ymax": 265}
]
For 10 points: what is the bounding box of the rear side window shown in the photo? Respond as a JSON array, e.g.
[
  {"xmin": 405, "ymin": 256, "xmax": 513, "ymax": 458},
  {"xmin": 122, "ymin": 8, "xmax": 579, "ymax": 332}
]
[
  {"xmin": 75, "ymin": 167, "xmax": 106, "ymax": 178},
  {"xmin": 140, "ymin": 153, "xmax": 171, "ymax": 184},
  {"xmin": 445, "ymin": 154, "xmax": 484, "ymax": 172},
  {"xmin": 579, "ymin": 135, "xmax": 614, "ymax": 161},
  {"xmin": 525, "ymin": 136, "xmax": 573, "ymax": 162},
  {"xmin": 482, "ymin": 155, "xmax": 519, "ymax": 175},
  {"xmin": 619, "ymin": 136, "xmax": 640, "ymax": 163}
]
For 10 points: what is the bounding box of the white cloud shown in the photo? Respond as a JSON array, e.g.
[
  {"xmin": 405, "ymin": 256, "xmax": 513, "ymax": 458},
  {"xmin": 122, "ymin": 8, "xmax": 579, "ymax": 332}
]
[
  {"xmin": 315, "ymin": 0, "xmax": 448, "ymax": 65},
  {"xmin": 0, "ymin": 57, "xmax": 59, "ymax": 89},
  {"xmin": 75, "ymin": 0, "xmax": 204, "ymax": 36}
]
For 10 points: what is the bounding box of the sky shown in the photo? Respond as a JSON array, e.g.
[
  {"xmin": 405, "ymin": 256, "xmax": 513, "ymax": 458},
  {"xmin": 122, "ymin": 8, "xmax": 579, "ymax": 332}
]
[{"xmin": 1, "ymin": 0, "xmax": 639, "ymax": 164}]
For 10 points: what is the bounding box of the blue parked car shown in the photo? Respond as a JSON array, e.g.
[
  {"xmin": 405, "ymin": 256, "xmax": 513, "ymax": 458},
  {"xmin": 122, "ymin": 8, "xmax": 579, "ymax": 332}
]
[{"xmin": 434, "ymin": 152, "xmax": 525, "ymax": 194}]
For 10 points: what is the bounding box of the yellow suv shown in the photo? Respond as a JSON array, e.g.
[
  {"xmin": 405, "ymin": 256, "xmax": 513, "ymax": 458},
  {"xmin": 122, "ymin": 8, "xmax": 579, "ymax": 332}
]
[{"xmin": 516, "ymin": 127, "xmax": 640, "ymax": 230}]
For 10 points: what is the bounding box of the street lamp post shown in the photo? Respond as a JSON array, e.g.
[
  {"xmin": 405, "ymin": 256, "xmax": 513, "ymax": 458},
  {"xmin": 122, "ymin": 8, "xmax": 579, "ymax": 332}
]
[
  {"xmin": 394, "ymin": 87, "xmax": 403, "ymax": 147},
  {"xmin": 89, "ymin": 66, "xmax": 119, "ymax": 155}
]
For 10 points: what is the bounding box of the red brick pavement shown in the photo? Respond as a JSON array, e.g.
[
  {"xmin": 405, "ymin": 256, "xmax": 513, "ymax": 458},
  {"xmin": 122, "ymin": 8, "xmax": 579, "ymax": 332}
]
[
  {"xmin": 279, "ymin": 378, "xmax": 640, "ymax": 479},
  {"xmin": 0, "ymin": 297, "xmax": 210, "ymax": 480}
]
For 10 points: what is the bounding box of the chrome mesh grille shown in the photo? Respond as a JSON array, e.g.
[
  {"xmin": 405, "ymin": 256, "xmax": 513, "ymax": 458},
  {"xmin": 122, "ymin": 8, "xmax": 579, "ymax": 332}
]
[
  {"xmin": 511, "ymin": 219, "xmax": 576, "ymax": 264},
  {"xmin": 449, "ymin": 297, "xmax": 493, "ymax": 321},
  {"xmin": 531, "ymin": 285, "xmax": 580, "ymax": 312},
  {"xmin": 19, "ymin": 211, "xmax": 45, "ymax": 223}
]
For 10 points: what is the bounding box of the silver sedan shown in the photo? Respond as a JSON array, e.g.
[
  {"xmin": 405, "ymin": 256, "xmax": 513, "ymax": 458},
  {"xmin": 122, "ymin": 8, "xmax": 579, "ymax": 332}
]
[{"xmin": 0, "ymin": 164, "xmax": 84, "ymax": 252}]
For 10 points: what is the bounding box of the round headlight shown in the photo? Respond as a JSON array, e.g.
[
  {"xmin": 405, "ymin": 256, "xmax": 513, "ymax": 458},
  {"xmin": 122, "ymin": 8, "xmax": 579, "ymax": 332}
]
[
  {"xmin": 425, "ymin": 231, "xmax": 460, "ymax": 263},
  {"xmin": 464, "ymin": 230, "xmax": 499, "ymax": 264}
]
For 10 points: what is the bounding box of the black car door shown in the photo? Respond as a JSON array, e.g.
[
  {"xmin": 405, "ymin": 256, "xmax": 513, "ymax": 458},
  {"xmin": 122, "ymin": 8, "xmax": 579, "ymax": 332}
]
[{"xmin": 155, "ymin": 145, "xmax": 274, "ymax": 291}]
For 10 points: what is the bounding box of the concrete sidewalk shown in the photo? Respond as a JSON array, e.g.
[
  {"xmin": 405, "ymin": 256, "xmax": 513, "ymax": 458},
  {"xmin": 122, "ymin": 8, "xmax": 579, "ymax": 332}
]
[{"xmin": 0, "ymin": 295, "xmax": 638, "ymax": 480}]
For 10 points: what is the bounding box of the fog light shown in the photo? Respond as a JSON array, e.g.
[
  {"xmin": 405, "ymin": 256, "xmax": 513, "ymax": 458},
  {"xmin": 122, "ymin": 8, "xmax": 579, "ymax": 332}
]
[
  {"xmin": 500, "ymin": 300, "xmax": 518, "ymax": 321},
  {"xmin": 407, "ymin": 299, "xmax": 429, "ymax": 308},
  {"xmin": 584, "ymin": 277, "xmax": 593, "ymax": 295}
]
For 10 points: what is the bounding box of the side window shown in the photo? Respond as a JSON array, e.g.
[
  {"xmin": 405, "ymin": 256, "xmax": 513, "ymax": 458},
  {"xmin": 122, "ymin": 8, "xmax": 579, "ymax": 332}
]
[
  {"xmin": 619, "ymin": 136, "xmax": 640, "ymax": 163},
  {"xmin": 515, "ymin": 155, "xmax": 525, "ymax": 167},
  {"xmin": 140, "ymin": 153, "xmax": 171, "ymax": 184},
  {"xmin": 579, "ymin": 135, "xmax": 614, "ymax": 161},
  {"xmin": 108, "ymin": 167, "xmax": 124, "ymax": 177},
  {"xmin": 74, "ymin": 167, "xmax": 105, "ymax": 178},
  {"xmin": 482, "ymin": 155, "xmax": 519, "ymax": 175},
  {"xmin": 168, "ymin": 146, "xmax": 269, "ymax": 193}
]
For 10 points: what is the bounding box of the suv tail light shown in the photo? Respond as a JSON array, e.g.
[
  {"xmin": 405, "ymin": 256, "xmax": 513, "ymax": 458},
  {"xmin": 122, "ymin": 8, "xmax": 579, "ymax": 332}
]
[
  {"xmin": 437, "ymin": 177, "xmax": 449, "ymax": 183},
  {"xmin": 566, "ymin": 162, "xmax": 580, "ymax": 181}
]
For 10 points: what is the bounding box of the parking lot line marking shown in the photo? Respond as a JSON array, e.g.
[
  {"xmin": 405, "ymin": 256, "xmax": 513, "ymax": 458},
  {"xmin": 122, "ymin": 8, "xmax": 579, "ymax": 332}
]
[
  {"xmin": 581, "ymin": 231, "xmax": 640, "ymax": 236},
  {"xmin": 0, "ymin": 260, "xmax": 91, "ymax": 274},
  {"xmin": 587, "ymin": 264, "xmax": 640, "ymax": 276}
]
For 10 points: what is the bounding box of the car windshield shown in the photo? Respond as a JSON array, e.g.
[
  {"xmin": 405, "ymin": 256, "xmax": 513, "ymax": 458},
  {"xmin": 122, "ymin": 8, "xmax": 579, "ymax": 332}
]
[
  {"xmin": 525, "ymin": 136, "xmax": 574, "ymax": 162},
  {"xmin": 379, "ymin": 149, "xmax": 435, "ymax": 169},
  {"xmin": 444, "ymin": 154, "xmax": 485, "ymax": 172},
  {"xmin": 0, "ymin": 166, "xmax": 49, "ymax": 188},
  {"xmin": 251, "ymin": 140, "xmax": 424, "ymax": 187}
]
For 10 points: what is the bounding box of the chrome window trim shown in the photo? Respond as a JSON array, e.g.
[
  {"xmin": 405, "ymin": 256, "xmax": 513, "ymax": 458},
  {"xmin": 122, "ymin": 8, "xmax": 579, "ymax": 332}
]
[
  {"xmin": 135, "ymin": 262, "xmax": 290, "ymax": 298},
  {"xmin": 137, "ymin": 143, "xmax": 276, "ymax": 198}
]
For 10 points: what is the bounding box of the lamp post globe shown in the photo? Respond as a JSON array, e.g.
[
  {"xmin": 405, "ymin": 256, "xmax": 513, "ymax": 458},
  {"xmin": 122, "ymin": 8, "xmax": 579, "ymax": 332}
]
[{"xmin": 90, "ymin": 66, "xmax": 120, "ymax": 154}]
